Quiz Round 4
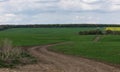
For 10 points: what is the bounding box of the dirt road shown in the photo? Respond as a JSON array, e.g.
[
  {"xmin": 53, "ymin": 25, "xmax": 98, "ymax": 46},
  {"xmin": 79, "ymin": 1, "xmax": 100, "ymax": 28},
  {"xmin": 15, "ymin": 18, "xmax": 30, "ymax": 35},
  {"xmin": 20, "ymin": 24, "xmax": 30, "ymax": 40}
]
[{"xmin": 0, "ymin": 43, "xmax": 120, "ymax": 72}]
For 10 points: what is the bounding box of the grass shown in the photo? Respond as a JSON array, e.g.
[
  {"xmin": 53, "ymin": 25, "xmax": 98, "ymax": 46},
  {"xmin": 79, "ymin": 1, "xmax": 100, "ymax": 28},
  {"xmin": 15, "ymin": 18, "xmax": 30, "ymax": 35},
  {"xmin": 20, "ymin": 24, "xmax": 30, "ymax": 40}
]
[
  {"xmin": 0, "ymin": 28, "xmax": 95, "ymax": 67},
  {"xmin": 0, "ymin": 28, "xmax": 96, "ymax": 46},
  {"xmin": 51, "ymin": 35, "xmax": 120, "ymax": 64},
  {"xmin": 0, "ymin": 27, "xmax": 120, "ymax": 65}
]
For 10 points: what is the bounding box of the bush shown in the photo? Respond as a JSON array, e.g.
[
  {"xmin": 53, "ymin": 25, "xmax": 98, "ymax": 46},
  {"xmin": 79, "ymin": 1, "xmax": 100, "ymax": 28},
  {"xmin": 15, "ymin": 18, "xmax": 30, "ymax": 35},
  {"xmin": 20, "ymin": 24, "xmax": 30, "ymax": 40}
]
[
  {"xmin": 105, "ymin": 30, "xmax": 120, "ymax": 35},
  {"xmin": 0, "ymin": 39, "xmax": 23, "ymax": 62},
  {"xmin": 0, "ymin": 39, "xmax": 37, "ymax": 68},
  {"xmin": 79, "ymin": 29, "xmax": 103, "ymax": 35},
  {"xmin": 105, "ymin": 30, "xmax": 113, "ymax": 35}
]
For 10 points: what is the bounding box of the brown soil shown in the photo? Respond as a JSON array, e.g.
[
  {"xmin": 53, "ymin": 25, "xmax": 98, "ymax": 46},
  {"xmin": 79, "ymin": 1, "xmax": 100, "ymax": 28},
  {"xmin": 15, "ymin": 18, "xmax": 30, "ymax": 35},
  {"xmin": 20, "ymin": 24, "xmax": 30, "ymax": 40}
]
[{"xmin": 0, "ymin": 42, "xmax": 120, "ymax": 72}]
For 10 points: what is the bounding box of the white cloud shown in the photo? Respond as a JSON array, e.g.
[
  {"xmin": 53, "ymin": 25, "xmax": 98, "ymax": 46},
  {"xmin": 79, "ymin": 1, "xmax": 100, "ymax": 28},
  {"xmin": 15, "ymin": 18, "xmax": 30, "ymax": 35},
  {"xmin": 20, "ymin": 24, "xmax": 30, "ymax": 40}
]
[
  {"xmin": 0, "ymin": 0, "xmax": 120, "ymax": 24},
  {"xmin": 0, "ymin": 0, "xmax": 57, "ymax": 14},
  {"xmin": 82, "ymin": 0, "xmax": 101, "ymax": 3},
  {"xmin": 1, "ymin": 0, "xmax": 120, "ymax": 14},
  {"xmin": 0, "ymin": 13, "xmax": 22, "ymax": 23},
  {"xmin": 74, "ymin": 15, "xmax": 100, "ymax": 24},
  {"xmin": 106, "ymin": 0, "xmax": 120, "ymax": 11},
  {"xmin": 59, "ymin": 0, "xmax": 103, "ymax": 11},
  {"xmin": 58, "ymin": 0, "xmax": 120, "ymax": 12}
]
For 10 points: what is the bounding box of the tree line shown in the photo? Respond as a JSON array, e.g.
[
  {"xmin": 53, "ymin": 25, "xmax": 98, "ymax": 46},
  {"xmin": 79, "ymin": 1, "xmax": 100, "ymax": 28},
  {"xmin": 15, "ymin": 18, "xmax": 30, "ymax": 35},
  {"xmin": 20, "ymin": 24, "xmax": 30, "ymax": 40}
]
[{"xmin": 0, "ymin": 24, "xmax": 120, "ymax": 31}]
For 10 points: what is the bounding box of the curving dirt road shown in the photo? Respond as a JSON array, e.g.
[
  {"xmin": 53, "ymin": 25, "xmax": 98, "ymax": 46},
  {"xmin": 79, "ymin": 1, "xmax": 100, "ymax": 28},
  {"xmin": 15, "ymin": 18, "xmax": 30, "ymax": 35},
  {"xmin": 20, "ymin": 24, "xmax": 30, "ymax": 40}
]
[{"xmin": 0, "ymin": 42, "xmax": 120, "ymax": 72}]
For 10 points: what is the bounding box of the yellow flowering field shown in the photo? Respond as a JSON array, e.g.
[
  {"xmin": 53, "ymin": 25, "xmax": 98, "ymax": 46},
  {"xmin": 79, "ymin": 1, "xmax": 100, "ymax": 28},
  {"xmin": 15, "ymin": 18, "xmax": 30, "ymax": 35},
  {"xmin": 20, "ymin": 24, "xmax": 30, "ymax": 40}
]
[{"xmin": 105, "ymin": 27, "xmax": 120, "ymax": 31}]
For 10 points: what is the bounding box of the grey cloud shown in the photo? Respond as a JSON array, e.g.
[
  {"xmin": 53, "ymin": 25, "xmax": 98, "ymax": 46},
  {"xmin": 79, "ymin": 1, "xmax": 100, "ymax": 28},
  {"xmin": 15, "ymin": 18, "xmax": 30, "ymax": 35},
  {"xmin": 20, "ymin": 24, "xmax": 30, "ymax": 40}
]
[
  {"xmin": 0, "ymin": 0, "xmax": 9, "ymax": 2},
  {"xmin": 81, "ymin": 0, "xmax": 105, "ymax": 4},
  {"xmin": 35, "ymin": 0, "xmax": 59, "ymax": 3}
]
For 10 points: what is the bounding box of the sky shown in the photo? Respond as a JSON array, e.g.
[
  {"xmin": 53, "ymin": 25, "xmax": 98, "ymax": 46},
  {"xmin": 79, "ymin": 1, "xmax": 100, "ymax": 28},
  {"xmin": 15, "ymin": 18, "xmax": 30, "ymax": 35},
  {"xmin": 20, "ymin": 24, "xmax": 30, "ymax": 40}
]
[{"xmin": 0, "ymin": 0, "xmax": 120, "ymax": 24}]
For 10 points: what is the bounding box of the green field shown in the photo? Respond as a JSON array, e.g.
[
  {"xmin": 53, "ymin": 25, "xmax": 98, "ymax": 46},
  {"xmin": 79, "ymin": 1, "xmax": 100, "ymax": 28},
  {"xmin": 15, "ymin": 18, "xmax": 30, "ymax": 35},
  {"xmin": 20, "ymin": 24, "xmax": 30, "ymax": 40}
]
[
  {"xmin": 0, "ymin": 28, "xmax": 120, "ymax": 65},
  {"xmin": 0, "ymin": 28, "xmax": 95, "ymax": 46},
  {"xmin": 52, "ymin": 35, "xmax": 120, "ymax": 64}
]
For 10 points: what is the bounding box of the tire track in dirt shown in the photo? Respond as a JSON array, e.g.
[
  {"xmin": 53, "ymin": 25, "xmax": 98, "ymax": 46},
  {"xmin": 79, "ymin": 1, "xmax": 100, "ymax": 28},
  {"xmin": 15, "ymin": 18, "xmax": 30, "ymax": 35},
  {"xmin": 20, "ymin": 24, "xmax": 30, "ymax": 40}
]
[
  {"xmin": 93, "ymin": 35, "xmax": 101, "ymax": 42},
  {"xmin": 0, "ymin": 42, "xmax": 120, "ymax": 72}
]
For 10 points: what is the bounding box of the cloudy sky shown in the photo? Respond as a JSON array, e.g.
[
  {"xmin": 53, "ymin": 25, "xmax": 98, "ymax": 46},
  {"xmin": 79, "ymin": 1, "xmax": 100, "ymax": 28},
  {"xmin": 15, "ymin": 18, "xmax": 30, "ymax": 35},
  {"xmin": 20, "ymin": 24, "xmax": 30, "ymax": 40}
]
[{"xmin": 0, "ymin": 0, "xmax": 120, "ymax": 24}]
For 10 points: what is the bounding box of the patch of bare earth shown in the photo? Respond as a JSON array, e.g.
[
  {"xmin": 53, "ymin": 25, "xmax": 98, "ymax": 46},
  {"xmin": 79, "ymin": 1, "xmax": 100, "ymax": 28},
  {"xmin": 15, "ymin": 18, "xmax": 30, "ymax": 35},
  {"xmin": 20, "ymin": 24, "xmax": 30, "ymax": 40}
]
[
  {"xmin": 93, "ymin": 35, "xmax": 101, "ymax": 42},
  {"xmin": 0, "ymin": 42, "xmax": 120, "ymax": 72}
]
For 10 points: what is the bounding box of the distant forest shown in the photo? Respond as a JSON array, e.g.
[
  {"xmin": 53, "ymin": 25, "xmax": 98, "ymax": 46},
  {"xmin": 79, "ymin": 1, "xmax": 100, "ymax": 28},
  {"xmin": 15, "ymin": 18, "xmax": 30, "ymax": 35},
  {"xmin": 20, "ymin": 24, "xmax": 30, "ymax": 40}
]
[{"xmin": 0, "ymin": 24, "xmax": 120, "ymax": 31}]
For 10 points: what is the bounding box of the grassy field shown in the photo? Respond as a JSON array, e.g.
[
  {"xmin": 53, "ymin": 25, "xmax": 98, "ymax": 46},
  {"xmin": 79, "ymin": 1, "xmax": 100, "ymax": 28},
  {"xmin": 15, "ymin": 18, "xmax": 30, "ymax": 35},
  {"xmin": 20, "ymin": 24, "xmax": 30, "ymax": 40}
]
[
  {"xmin": 0, "ymin": 28, "xmax": 95, "ymax": 46},
  {"xmin": 52, "ymin": 35, "xmax": 120, "ymax": 64},
  {"xmin": 0, "ymin": 28, "xmax": 120, "ymax": 65}
]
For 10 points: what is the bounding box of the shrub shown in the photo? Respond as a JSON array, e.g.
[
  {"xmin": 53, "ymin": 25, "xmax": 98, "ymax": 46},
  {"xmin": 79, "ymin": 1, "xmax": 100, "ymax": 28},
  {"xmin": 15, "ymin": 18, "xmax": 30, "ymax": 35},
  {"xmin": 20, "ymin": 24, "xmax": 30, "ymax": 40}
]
[
  {"xmin": 105, "ymin": 30, "xmax": 120, "ymax": 35},
  {"xmin": 0, "ymin": 39, "xmax": 23, "ymax": 63},
  {"xmin": 105, "ymin": 30, "xmax": 113, "ymax": 35},
  {"xmin": 79, "ymin": 29, "xmax": 103, "ymax": 35},
  {"xmin": 0, "ymin": 39, "xmax": 37, "ymax": 68}
]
